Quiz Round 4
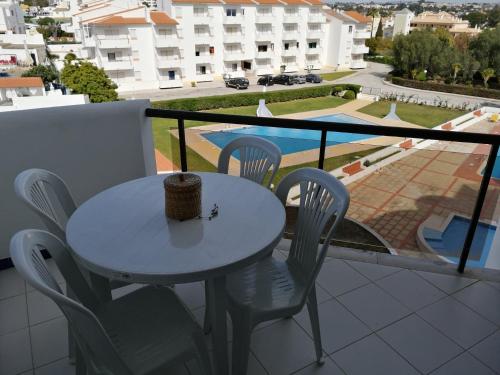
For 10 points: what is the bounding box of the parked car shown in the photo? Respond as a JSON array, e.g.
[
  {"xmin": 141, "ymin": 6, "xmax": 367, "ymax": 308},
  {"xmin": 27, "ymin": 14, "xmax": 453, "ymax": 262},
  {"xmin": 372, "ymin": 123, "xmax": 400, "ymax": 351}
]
[
  {"xmin": 292, "ymin": 75, "xmax": 307, "ymax": 84},
  {"xmin": 272, "ymin": 74, "xmax": 294, "ymax": 85},
  {"xmin": 305, "ymin": 74, "xmax": 323, "ymax": 83},
  {"xmin": 225, "ymin": 77, "xmax": 249, "ymax": 90},
  {"xmin": 257, "ymin": 75, "xmax": 274, "ymax": 86}
]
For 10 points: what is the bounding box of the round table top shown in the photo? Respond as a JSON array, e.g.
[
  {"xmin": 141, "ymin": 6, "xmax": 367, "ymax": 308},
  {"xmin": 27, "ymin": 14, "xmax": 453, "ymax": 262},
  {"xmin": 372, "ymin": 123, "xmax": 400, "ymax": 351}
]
[{"xmin": 66, "ymin": 172, "xmax": 286, "ymax": 284}]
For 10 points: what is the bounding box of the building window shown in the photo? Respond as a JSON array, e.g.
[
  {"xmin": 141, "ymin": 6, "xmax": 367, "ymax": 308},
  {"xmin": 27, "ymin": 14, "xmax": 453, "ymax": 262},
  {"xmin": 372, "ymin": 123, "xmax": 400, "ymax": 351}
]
[
  {"xmin": 226, "ymin": 9, "xmax": 236, "ymax": 17},
  {"xmin": 168, "ymin": 70, "xmax": 176, "ymax": 80},
  {"xmin": 108, "ymin": 52, "xmax": 116, "ymax": 61},
  {"xmin": 296, "ymin": 42, "xmax": 299, "ymax": 48},
  {"xmin": 232, "ymin": 63, "xmax": 237, "ymax": 71},
  {"xmin": 200, "ymin": 65, "xmax": 207, "ymax": 74},
  {"xmin": 284, "ymin": 43, "xmax": 289, "ymax": 50},
  {"xmin": 258, "ymin": 45, "xmax": 268, "ymax": 52},
  {"xmin": 209, "ymin": 46, "xmax": 215, "ymax": 54},
  {"xmin": 348, "ymin": 25, "xmax": 353, "ymax": 33},
  {"xmin": 195, "ymin": 50, "xmax": 200, "ymax": 56},
  {"xmin": 308, "ymin": 42, "xmax": 317, "ymax": 49}
]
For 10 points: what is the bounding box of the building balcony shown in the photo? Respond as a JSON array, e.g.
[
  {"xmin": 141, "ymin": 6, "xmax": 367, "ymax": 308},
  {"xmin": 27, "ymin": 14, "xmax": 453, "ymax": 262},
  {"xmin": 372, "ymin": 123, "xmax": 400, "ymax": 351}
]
[
  {"xmin": 223, "ymin": 33, "xmax": 243, "ymax": 43},
  {"xmin": 1, "ymin": 100, "xmax": 500, "ymax": 375},
  {"xmin": 305, "ymin": 47, "xmax": 322, "ymax": 55},
  {"xmin": 256, "ymin": 50, "xmax": 273, "ymax": 59},
  {"xmin": 351, "ymin": 59, "xmax": 367, "ymax": 69},
  {"xmin": 194, "ymin": 54, "xmax": 213, "ymax": 64},
  {"xmin": 255, "ymin": 31, "xmax": 274, "ymax": 42},
  {"xmin": 82, "ymin": 36, "xmax": 96, "ymax": 48},
  {"xmin": 281, "ymin": 48, "xmax": 298, "ymax": 56},
  {"xmin": 101, "ymin": 59, "xmax": 133, "ymax": 70},
  {"xmin": 307, "ymin": 30, "xmax": 323, "ymax": 40},
  {"xmin": 282, "ymin": 31, "xmax": 300, "ymax": 41},
  {"xmin": 224, "ymin": 51, "xmax": 245, "ymax": 61},
  {"xmin": 255, "ymin": 14, "xmax": 274, "ymax": 24},
  {"xmin": 283, "ymin": 64, "xmax": 299, "ymax": 73},
  {"xmin": 351, "ymin": 44, "xmax": 369, "ymax": 54},
  {"xmin": 158, "ymin": 78, "xmax": 183, "ymax": 89},
  {"xmin": 154, "ymin": 36, "xmax": 181, "ymax": 49},
  {"xmin": 97, "ymin": 37, "xmax": 130, "ymax": 49},
  {"xmin": 307, "ymin": 13, "xmax": 326, "ymax": 23},
  {"xmin": 223, "ymin": 15, "xmax": 244, "ymax": 24},
  {"xmin": 156, "ymin": 57, "xmax": 182, "ymax": 69},
  {"xmin": 354, "ymin": 30, "xmax": 371, "ymax": 39},
  {"xmin": 195, "ymin": 73, "xmax": 213, "ymax": 82},
  {"xmin": 194, "ymin": 34, "xmax": 212, "ymax": 45},
  {"xmin": 193, "ymin": 14, "xmax": 211, "ymax": 25},
  {"xmin": 256, "ymin": 67, "xmax": 274, "ymax": 75},
  {"xmin": 283, "ymin": 14, "xmax": 299, "ymax": 24}
]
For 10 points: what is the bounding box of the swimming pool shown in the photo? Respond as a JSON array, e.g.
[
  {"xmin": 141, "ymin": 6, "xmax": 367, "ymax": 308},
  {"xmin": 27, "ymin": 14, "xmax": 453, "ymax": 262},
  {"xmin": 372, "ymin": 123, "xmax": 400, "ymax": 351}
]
[
  {"xmin": 202, "ymin": 113, "xmax": 377, "ymax": 155},
  {"xmin": 422, "ymin": 216, "xmax": 496, "ymax": 268}
]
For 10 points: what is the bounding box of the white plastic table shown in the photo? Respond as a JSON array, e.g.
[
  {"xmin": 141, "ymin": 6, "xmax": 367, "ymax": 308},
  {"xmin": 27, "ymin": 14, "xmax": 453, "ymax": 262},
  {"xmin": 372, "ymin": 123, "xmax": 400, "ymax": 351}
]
[{"xmin": 66, "ymin": 172, "xmax": 286, "ymax": 375}]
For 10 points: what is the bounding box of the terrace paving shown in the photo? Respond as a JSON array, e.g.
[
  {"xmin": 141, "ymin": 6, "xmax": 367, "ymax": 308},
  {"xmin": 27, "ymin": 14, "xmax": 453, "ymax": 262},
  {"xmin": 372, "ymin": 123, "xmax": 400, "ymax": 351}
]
[
  {"xmin": 2, "ymin": 240, "xmax": 500, "ymax": 375},
  {"xmin": 345, "ymin": 120, "xmax": 500, "ymax": 260}
]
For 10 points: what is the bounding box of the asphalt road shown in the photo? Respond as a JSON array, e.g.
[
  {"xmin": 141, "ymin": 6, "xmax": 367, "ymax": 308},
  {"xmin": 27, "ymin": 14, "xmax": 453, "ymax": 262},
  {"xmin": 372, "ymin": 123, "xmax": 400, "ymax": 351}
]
[{"xmin": 121, "ymin": 63, "xmax": 499, "ymax": 108}]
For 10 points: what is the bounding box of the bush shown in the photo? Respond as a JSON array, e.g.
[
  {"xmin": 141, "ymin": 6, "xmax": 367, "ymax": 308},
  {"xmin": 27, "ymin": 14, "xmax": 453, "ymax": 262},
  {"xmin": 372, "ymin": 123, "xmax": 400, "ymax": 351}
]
[
  {"xmin": 343, "ymin": 90, "xmax": 356, "ymax": 100},
  {"xmin": 392, "ymin": 77, "xmax": 500, "ymax": 100},
  {"xmin": 331, "ymin": 84, "xmax": 361, "ymax": 98},
  {"xmin": 365, "ymin": 55, "xmax": 394, "ymax": 65},
  {"xmin": 416, "ymin": 71, "xmax": 427, "ymax": 81},
  {"xmin": 152, "ymin": 85, "xmax": 334, "ymax": 111}
]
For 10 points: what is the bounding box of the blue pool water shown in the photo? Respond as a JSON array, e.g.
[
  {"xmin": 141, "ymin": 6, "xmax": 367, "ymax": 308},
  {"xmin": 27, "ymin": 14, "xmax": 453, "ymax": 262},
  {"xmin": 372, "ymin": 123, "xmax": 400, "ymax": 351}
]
[
  {"xmin": 423, "ymin": 216, "xmax": 496, "ymax": 268},
  {"xmin": 202, "ymin": 114, "xmax": 377, "ymax": 155},
  {"xmin": 491, "ymin": 153, "xmax": 500, "ymax": 179}
]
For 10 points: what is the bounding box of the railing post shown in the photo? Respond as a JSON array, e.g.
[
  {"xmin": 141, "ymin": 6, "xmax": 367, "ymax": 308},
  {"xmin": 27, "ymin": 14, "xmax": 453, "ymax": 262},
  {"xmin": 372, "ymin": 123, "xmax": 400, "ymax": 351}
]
[
  {"xmin": 457, "ymin": 143, "xmax": 499, "ymax": 273},
  {"xmin": 318, "ymin": 129, "xmax": 327, "ymax": 170},
  {"xmin": 178, "ymin": 118, "xmax": 188, "ymax": 172}
]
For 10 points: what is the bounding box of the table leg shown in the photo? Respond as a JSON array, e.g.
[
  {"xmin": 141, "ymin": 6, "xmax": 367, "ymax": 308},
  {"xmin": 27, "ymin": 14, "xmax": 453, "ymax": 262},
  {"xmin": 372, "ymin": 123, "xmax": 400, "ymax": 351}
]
[
  {"xmin": 89, "ymin": 272, "xmax": 112, "ymax": 302},
  {"xmin": 207, "ymin": 276, "xmax": 228, "ymax": 375}
]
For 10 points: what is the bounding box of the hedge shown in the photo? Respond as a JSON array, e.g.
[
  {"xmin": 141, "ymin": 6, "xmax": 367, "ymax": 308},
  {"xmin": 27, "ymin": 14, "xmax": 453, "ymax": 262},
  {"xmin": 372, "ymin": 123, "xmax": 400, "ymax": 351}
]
[
  {"xmin": 332, "ymin": 84, "xmax": 362, "ymax": 98},
  {"xmin": 343, "ymin": 90, "xmax": 356, "ymax": 100},
  {"xmin": 391, "ymin": 77, "xmax": 500, "ymax": 100},
  {"xmin": 152, "ymin": 85, "xmax": 334, "ymax": 111},
  {"xmin": 365, "ymin": 55, "xmax": 394, "ymax": 65}
]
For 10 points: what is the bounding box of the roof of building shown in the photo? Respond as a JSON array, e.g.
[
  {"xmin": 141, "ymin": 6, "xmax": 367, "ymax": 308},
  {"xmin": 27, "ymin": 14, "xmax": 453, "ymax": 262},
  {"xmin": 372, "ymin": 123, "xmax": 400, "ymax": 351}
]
[
  {"xmin": 324, "ymin": 9, "xmax": 356, "ymax": 23},
  {"xmin": 223, "ymin": 0, "xmax": 256, "ymax": 4},
  {"xmin": 0, "ymin": 77, "xmax": 44, "ymax": 88},
  {"xmin": 150, "ymin": 11, "xmax": 178, "ymax": 25},
  {"xmin": 412, "ymin": 11, "xmax": 468, "ymax": 25},
  {"xmin": 90, "ymin": 16, "xmax": 148, "ymax": 25},
  {"xmin": 82, "ymin": 6, "xmax": 144, "ymax": 23},
  {"xmin": 172, "ymin": 0, "xmax": 221, "ymax": 3},
  {"xmin": 344, "ymin": 11, "xmax": 370, "ymax": 24}
]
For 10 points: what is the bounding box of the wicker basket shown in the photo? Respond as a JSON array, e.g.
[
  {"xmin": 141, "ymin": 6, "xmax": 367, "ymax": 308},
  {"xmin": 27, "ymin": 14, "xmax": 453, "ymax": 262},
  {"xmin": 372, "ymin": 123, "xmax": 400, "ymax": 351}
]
[{"xmin": 164, "ymin": 173, "xmax": 202, "ymax": 221}]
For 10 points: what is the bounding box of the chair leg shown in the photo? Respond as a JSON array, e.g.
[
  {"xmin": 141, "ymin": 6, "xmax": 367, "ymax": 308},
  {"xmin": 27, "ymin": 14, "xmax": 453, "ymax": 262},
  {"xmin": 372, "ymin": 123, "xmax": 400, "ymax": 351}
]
[
  {"xmin": 192, "ymin": 331, "xmax": 213, "ymax": 375},
  {"xmin": 203, "ymin": 280, "xmax": 211, "ymax": 334},
  {"xmin": 307, "ymin": 286, "xmax": 325, "ymax": 365},
  {"xmin": 231, "ymin": 312, "xmax": 253, "ymax": 375},
  {"xmin": 75, "ymin": 346, "xmax": 87, "ymax": 375}
]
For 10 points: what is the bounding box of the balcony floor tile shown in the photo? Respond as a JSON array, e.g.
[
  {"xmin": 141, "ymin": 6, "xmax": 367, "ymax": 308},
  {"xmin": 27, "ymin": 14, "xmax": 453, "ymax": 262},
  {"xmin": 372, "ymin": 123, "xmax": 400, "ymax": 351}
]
[
  {"xmin": 316, "ymin": 259, "xmax": 370, "ymax": 297},
  {"xmin": 468, "ymin": 330, "xmax": 500, "ymax": 373},
  {"xmin": 415, "ymin": 271, "xmax": 477, "ymax": 294},
  {"xmin": 430, "ymin": 352, "xmax": 496, "ymax": 375},
  {"xmin": 378, "ymin": 314, "xmax": 463, "ymax": 374},
  {"xmin": 344, "ymin": 260, "xmax": 402, "ymax": 281},
  {"xmin": 331, "ymin": 334, "xmax": 419, "ymax": 375},
  {"xmin": 0, "ymin": 294, "xmax": 28, "ymax": 336},
  {"xmin": 452, "ymin": 282, "xmax": 500, "ymax": 326},
  {"xmin": 417, "ymin": 296, "xmax": 498, "ymax": 349}
]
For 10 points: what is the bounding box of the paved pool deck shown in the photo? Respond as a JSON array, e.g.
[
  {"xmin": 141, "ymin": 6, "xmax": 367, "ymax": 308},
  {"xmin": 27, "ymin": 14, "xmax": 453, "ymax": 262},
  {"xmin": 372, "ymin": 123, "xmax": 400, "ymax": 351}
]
[
  {"xmin": 346, "ymin": 120, "xmax": 500, "ymax": 261},
  {"xmin": 174, "ymin": 100, "xmax": 420, "ymax": 171}
]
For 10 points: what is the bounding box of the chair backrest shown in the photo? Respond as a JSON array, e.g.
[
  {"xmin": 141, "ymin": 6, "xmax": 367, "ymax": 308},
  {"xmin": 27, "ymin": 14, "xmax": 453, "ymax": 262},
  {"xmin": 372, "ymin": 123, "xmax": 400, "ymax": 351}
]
[
  {"xmin": 14, "ymin": 169, "xmax": 77, "ymax": 241},
  {"xmin": 10, "ymin": 230, "xmax": 132, "ymax": 375},
  {"xmin": 218, "ymin": 136, "xmax": 282, "ymax": 188},
  {"xmin": 275, "ymin": 168, "xmax": 350, "ymax": 294}
]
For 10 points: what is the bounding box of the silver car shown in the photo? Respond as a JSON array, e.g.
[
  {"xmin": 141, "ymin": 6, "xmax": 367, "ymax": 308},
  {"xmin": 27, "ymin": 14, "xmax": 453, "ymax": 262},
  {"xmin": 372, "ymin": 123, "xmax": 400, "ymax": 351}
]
[{"xmin": 292, "ymin": 75, "xmax": 307, "ymax": 84}]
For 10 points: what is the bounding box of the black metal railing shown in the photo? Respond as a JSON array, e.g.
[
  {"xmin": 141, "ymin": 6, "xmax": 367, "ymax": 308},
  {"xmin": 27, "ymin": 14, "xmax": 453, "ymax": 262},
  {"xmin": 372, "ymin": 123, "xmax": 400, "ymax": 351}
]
[{"xmin": 145, "ymin": 108, "xmax": 500, "ymax": 273}]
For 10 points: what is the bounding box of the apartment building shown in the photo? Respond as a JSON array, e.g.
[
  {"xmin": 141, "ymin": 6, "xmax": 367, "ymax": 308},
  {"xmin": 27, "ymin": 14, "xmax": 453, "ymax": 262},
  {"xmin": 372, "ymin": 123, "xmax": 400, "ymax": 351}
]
[
  {"xmin": 0, "ymin": 0, "xmax": 25, "ymax": 34},
  {"xmin": 72, "ymin": 1, "xmax": 370, "ymax": 92},
  {"xmin": 324, "ymin": 10, "xmax": 370, "ymax": 70},
  {"xmin": 410, "ymin": 11, "xmax": 480, "ymax": 37}
]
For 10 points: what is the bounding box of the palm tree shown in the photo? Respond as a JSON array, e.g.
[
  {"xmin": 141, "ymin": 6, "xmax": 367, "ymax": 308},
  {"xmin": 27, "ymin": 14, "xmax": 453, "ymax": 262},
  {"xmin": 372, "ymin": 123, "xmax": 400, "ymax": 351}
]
[
  {"xmin": 481, "ymin": 68, "xmax": 495, "ymax": 88},
  {"xmin": 366, "ymin": 8, "xmax": 380, "ymax": 38},
  {"xmin": 451, "ymin": 63, "xmax": 462, "ymax": 83}
]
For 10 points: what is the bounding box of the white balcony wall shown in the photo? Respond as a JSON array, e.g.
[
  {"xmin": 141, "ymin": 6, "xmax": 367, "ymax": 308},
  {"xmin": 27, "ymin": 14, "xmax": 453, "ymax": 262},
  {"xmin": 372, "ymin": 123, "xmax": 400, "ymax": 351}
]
[{"xmin": 0, "ymin": 100, "xmax": 155, "ymax": 260}]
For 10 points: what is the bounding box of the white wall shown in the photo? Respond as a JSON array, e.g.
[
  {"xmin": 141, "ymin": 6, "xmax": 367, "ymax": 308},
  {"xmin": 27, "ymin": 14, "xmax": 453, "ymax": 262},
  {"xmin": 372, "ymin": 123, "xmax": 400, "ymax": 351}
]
[
  {"xmin": 0, "ymin": 86, "xmax": 44, "ymax": 101},
  {"xmin": 0, "ymin": 92, "xmax": 89, "ymax": 111},
  {"xmin": 0, "ymin": 0, "xmax": 25, "ymax": 34},
  {"xmin": 0, "ymin": 99, "xmax": 156, "ymax": 260}
]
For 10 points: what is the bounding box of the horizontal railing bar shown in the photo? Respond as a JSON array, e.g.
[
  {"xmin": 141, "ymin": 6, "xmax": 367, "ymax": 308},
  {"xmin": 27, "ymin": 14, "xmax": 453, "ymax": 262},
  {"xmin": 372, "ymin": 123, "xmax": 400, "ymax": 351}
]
[{"xmin": 145, "ymin": 108, "xmax": 500, "ymax": 145}]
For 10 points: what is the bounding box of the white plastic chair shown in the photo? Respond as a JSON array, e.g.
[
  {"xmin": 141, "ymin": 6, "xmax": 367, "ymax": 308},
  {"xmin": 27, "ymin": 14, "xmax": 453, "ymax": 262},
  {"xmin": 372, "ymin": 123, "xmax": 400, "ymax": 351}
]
[
  {"xmin": 217, "ymin": 135, "xmax": 282, "ymax": 188},
  {"xmin": 225, "ymin": 167, "xmax": 350, "ymax": 375},
  {"xmin": 10, "ymin": 229, "xmax": 213, "ymax": 375}
]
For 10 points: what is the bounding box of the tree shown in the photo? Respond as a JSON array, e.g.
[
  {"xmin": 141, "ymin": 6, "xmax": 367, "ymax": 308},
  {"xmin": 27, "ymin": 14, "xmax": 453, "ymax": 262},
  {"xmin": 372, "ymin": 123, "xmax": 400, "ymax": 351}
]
[
  {"xmin": 37, "ymin": 17, "xmax": 55, "ymax": 26},
  {"xmin": 469, "ymin": 26, "xmax": 500, "ymax": 76},
  {"xmin": 22, "ymin": 65, "xmax": 58, "ymax": 85},
  {"xmin": 487, "ymin": 5, "xmax": 500, "ymax": 28},
  {"xmin": 61, "ymin": 61, "xmax": 118, "ymax": 103},
  {"xmin": 451, "ymin": 63, "xmax": 462, "ymax": 83},
  {"xmin": 464, "ymin": 12, "xmax": 487, "ymax": 28},
  {"xmin": 480, "ymin": 68, "xmax": 495, "ymax": 88},
  {"xmin": 366, "ymin": 8, "xmax": 379, "ymax": 37},
  {"xmin": 376, "ymin": 18, "xmax": 383, "ymax": 38}
]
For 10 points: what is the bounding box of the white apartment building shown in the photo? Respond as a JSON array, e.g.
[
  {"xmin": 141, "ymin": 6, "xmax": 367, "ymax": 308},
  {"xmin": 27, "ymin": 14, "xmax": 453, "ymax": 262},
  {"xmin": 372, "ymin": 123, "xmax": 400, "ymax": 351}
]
[
  {"xmin": 0, "ymin": 0, "xmax": 25, "ymax": 34},
  {"xmin": 0, "ymin": 30, "xmax": 46, "ymax": 67},
  {"xmin": 72, "ymin": 0, "xmax": 368, "ymax": 92},
  {"xmin": 324, "ymin": 10, "xmax": 370, "ymax": 70},
  {"xmin": 392, "ymin": 8, "xmax": 414, "ymax": 38}
]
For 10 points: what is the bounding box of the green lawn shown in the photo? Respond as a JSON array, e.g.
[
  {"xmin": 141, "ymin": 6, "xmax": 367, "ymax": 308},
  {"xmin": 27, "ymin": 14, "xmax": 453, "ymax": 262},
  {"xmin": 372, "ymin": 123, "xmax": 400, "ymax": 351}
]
[
  {"xmin": 357, "ymin": 101, "xmax": 467, "ymax": 128},
  {"xmin": 153, "ymin": 96, "xmax": 349, "ymax": 163},
  {"xmin": 320, "ymin": 71, "xmax": 355, "ymax": 81},
  {"xmin": 269, "ymin": 146, "xmax": 384, "ymax": 187}
]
